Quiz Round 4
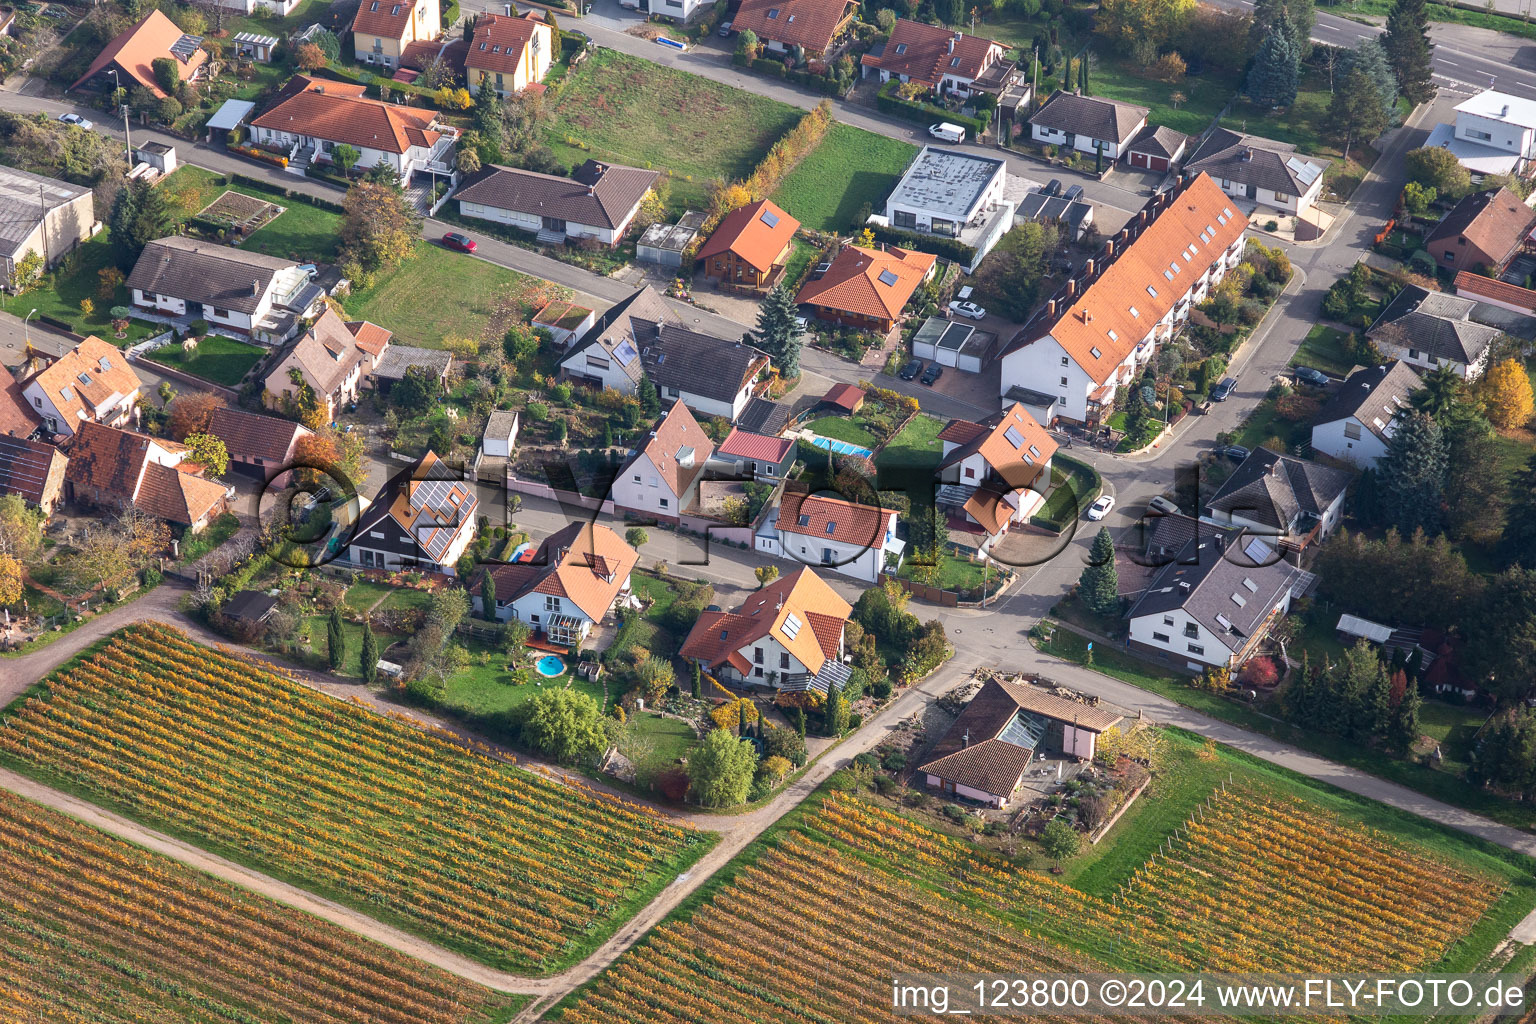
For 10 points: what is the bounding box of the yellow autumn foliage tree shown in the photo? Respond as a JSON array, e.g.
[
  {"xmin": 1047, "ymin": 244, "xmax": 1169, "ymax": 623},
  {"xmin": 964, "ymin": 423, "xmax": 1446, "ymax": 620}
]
[{"xmin": 1480, "ymin": 358, "xmax": 1534, "ymax": 429}]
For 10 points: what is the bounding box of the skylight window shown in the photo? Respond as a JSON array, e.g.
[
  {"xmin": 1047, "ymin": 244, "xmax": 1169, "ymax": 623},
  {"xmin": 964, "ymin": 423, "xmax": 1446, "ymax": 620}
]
[
  {"xmin": 1163, "ymin": 270, "xmax": 1174, "ymax": 281},
  {"xmin": 76, "ymin": 372, "xmax": 91, "ymax": 386},
  {"xmin": 1089, "ymin": 346, "xmax": 1101, "ymax": 359},
  {"xmin": 787, "ymin": 13, "xmax": 795, "ymax": 20},
  {"xmin": 1028, "ymin": 445, "xmax": 1041, "ymax": 458},
  {"xmin": 1217, "ymin": 213, "xmax": 1228, "ymax": 226},
  {"xmin": 1242, "ymin": 577, "xmax": 1258, "ymax": 592},
  {"xmin": 877, "ymin": 269, "xmax": 899, "ymax": 287},
  {"xmin": 1222, "ymin": 207, "xmax": 1234, "ymax": 218},
  {"xmin": 1230, "ymin": 593, "xmax": 1247, "ymax": 607},
  {"xmin": 1205, "ymin": 225, "xmax": 1214, "ymax": 236},
  {"xmin": 895, "ymin": 42, "xmax": 907, "ymax": 53},
  {"xmin": 1169, "ymin": 261, "xmax": 1181, "ymax": 274},
  {"xmin": 1003, "ymin": 425, "xmax": 1024, "ymax": 448},
  {"xmin": 950, "ymin": 56, "xmax": 961, "ymax": 66},
  {"xmin": 825, "ymin": 522, "xmax": 836, "ymax": 534},
  {"xmin": 1106, "ymin": 330, "xmax": 1118, "ymax": 342},
  {"xmin": 479, "ymin": 40, "xmax": 486, "ymax": 48},
  {"xmin": 1128, "ymin": 306, "xmax": 1139, "ymax": 318},
  {"xmin": 1146, "ymin": 285, "xmax": 1157, "ymax": 298},
  {"xmin": 781, "ymin": 612, "xmax": 803, "ymax": 640},
  {"xmin": 1216, "ymin": 613, "xmax": 1234, "ymax": 630},
  {"xmin": 59, "ymin": 386, "xmax": 73, "ymax": 403},
  {"xmin": 766, "ymin": 6, "xmax": 778, "ymax": 14},
  {"xmin": 798, "ymin": 514, "xmax": 810, "ymax": 526},
  {"xmin": 761, "ymin": 209, "xmax": 780, "ymax": 228},
  {"xmin": 492, "ymin": 44, "xmax": 501, "ymax": 51}
]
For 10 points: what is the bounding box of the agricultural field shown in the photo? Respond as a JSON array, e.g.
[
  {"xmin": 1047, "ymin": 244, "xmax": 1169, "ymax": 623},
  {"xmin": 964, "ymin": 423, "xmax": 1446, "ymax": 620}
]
[
  {"xmin": 542, "ymin": 50, "xmax": 802, "ymax": 211},
  {"xmin": 0, "ymin": 786, "xmax": 517, "ymax": 1023},
  {"xmin": 0, "ymin": 624, "xmax": 706, "ymax": 973},
  {"xmin": 771, "ymin": 123, "xmax": 919, "ymax": 233},
  {"xmin": 554, "ymin": 749, "xmax": 1535, "ymax": 1023}
]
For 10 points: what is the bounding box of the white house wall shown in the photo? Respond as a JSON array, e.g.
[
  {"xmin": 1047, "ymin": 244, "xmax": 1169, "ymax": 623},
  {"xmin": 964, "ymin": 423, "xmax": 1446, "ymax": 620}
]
[
  {"xmin": 460, "ymin": 200, "xmax": 619, "ymax": 245},
  {"xmin": 1311, "ymin": 417, "xmax": 1390, "ymax": 468},
  {"xmin": 1127, "ymin": 606, "xmax": 1237, "ymax": 669},
  {"xmin": 611, "ymin": 451, "xmax": 684, "ymax": 518}
]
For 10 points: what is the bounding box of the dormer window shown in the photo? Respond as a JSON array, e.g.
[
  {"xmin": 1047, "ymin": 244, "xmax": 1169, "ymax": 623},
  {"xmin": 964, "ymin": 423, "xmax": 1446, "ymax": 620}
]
[
  {"xmin": 798, "ymin": 514, "xmax": 810, "ymax": 527},
  {"xmin": 895, "ymin": 42, "xmax": 907, "ymax": 54}
]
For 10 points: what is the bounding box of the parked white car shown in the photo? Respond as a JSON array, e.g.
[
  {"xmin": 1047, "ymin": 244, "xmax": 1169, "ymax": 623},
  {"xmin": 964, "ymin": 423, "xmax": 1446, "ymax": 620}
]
[
  {"xmin": 1086, "ymin": 495, "xmax": 1115, "ymax": 521},
  {"xmin": 58, "ymin": 113, "xmax": 94, "ymax": 130},
  {"xmin": 948, "ymin": 300, "xmax": 986, "ymax": 320}
]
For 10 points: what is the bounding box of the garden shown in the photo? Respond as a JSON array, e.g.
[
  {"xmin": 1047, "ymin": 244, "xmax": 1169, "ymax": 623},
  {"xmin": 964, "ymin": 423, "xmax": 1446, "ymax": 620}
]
[
  {"xmin": 143, "ymin": 333, "xmax": 267, "ymax": 387},
  {"xmin": 769, "ymin": 122, "xmax": 918, "ymax": 233},
  {"xmin": 1290, "ymin": 324, "xmax": 1358, "ymax": 378},
  {"xmin": 0, "ymin": 623, "xmax": 708, "ymax": 973},
  {"xmin": 541, "ymin": 49, "xmax": 804, "ymax": 212},
  {"xmin": 555, "ymin": 727, "xmax": 1536, "ymax": 1024},
  {"xmin": 0, "ymin": 787, "xmax": 519, "ymax": 1023}
]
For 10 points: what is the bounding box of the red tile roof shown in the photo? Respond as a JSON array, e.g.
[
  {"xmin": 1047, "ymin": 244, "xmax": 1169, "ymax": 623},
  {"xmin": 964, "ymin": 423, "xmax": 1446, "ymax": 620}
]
[
  {"xmin": 697, "ymin": 199, "xmax": 800, "ymax": 276},
  {"xmin": 465, "ymin": 11, "xmax": 548, "ymax": 77},
  {"xmin": 29, "ymin": 337, "xmax": 142, "ymax": 432},
  {"xmin": 72, "ymin": 9, "xmax": 208, "ymax": 99},
  {"xmin": 680, "ymin": 567, "xmax": 850, "ymax": 674},
  {"xmin": 136, "ymin": 460, "xmax": 227, "ymax": 527},
  {"xmin": 778, "ymin": 490, "xmax": 889, "ymax": 548},
  {"xmin": 939, "ymin": 402, "xmax": 1056, "ymax": 491},
  {"xmin": 208, "ymin": 406, "xmax": 311, "ymax": 465},
  {"xmin": 795, "ymin": 244, "xmax": 936, "ymax": 321},
  {"xmin": 0, "ymin": 435, "xmax": 62, "ymax": 508},
  {"xmin": 860, "ymin": 19, "xmax": 1004, "ymax": 86},
  {"xmin": 730, "ymin": 0, "xmax": 854, "ymax": 52},
  {"xmin": 936, "ymin": 419, "xmax": 986, "ymax": 445},
  {"xmin": 822, "ymin": 382, "xmax": 864, "ymax": 411},
  {"xmin": 352, "ymin": 0, "xmax": 427, "ymax": 41},
  {"xmin": 624, "ymin": 401, "xmax": 715, "ymax": 499},
  {"xmin": 476, "ymin": 521, "xmax": 637, "ymax": 621},
  {"xmin": 1454, "ymin": 270, "xmax": 1536, "ymax": 313},
  {"xmin": 252, "ymin": 82, "xmax": 442, "ymax": 154},
  {"xmin": 716, "ymin": 428, "xmax": 793, "ymax": 463},
  {"xmin": 344, "ymin": 319, "xmax": 394, "ymax": 358},
  {"xmin": 0, "ymin": 362, "xmax": 40, "ymax": 438},
  {"xmin": 1003, "ymin": 173, "xmax": 1247, "ymax": 384}
]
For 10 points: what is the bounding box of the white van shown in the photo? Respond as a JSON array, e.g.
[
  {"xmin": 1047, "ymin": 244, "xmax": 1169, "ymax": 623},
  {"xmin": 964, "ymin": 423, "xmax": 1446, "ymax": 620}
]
[{"xmin": 928, "ymin": 122, "xmax": 966, "ymax": 143}]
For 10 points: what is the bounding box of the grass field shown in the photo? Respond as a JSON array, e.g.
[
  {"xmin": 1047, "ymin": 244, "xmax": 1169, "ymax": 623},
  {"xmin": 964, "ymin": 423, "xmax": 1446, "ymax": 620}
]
[
  {"xmin": 345, "ymin": 240, "xmax": 549, "ymax": 349},
  {"xmin": 805, "ymin": 415, "xmax": 878, "ymax": 448},
  {"xmin": 873, "ymin": 412, "xmax": 944, "ymax": 476},
  {"xmin": 10, "ymin": 235, "xmax": 163, "ymax": 346},
  {"xmin": 1034, "ymin": 453, "xmax": 1101, "ymax": 527},
  {"xmin": 1291, "ymin": 324, "xmax": 1356, "ymax": 377},
  {"xmin": 771, "ymin": 122, "xmax": 918, "ymax": 233},
  {"xmin": 542, "ymin": 50, "xmax": 802, "ymax": 211},
  {"xmin": 0, "ymin": 624, "xmax": 705, "ymax": 973},
  {"xmin": 161, "ymin": 165, "xmax": 343, "ymax": 262},
  {"xmin": 145, "ymin": 334, "xmax": 266, "ymax": 386},
  {"xmin": 553, "ymin": 740, "xmax": 1536, "ymax": 1023},
  {"xmin": 0, "ymin": 786, "xmax": 518, "ymax": 1023}
]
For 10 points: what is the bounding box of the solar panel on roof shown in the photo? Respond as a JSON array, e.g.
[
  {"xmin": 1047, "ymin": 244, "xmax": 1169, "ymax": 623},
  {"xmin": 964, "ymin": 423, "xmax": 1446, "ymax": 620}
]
[
  {"xmin": 1287, "ymin": 157, "xmax": 1322, "ymax": 185},
  {"xmin": 1003, "ymin": 425, "xmax": 1023, "ymax": 448},
  {"xmin": 761, "ymin": 209, "xmax": 780, "ymax": 228},
  {"xmin": 878, "ymin": 269, "xmax": 899, "ymax": 287},
  {"xmin": 614, "ymin": 339, "xmax": 638, "ymax": 366}
]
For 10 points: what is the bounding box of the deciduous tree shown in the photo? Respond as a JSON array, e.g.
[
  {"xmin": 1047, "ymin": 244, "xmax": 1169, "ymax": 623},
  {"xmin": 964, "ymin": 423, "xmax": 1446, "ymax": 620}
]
[
  {"xmin": 296, "ymin": 42, "xmax": 328, "ymax": 72},
  {"xmin": 687, "ymin": 727, "xmax": 757, "ymax": 807},
  {"xmin": 183, "ymin": 433, "xmax": 228, "ymax": 477},
  {"xmin": 1404, "ymin": 146, "xmax": 1470, "ymax": 199},
  {"xmin": 1480, "ymin": 358, "xmax": 1534, "ymax": 429},
  {"xmin": 0, "ymin": 553, "xmax": 21, "ymax": 606},
  {"xmin": 516, "ymin": 689, "xmax": 613, "ymax": 764},
  {"xmin": 340, "ymin": 181, "xmax": 419, "ymax": 271}
]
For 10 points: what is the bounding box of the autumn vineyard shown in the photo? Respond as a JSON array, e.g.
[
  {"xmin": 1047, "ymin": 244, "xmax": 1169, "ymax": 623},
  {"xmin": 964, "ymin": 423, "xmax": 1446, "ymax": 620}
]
[
  {"xmin": 554, "ymin": 791, "xmax": 1512, "ymax": 1023},
  {"xmin": 0, "ymin": 787, "xmax": 513, "ymax": 1023},
  {"xmin": 0, "ymin": 624, "xmax": 704, "ymax": 972}
]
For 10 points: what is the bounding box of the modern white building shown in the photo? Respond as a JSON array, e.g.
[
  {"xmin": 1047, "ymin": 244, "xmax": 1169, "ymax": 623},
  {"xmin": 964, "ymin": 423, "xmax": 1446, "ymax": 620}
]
[
  {"xmin": 471, "ymin": 522, "xmax": 638, "ymax": 645},
  {"xmin": 1425, "ymin": 90, "xmax": 1536, "ymax": 177},
  {"xmin": 126, "ymin": 236, "xmax": 324, "ymax": 343},
  {"xmin": 1309, "ymin": 361, "xmax": 1422, "ymax": 469},
  {"xmin": 755, "ymin": 490, "xmax": 904, "ymax": 582},
  {"xmin": 998, "ymin": 174, "xmax": 1247, "ymax": 427},
  {"xmin": 877, "ymin": 146, "xmax": 1013, "ymax": 272}
]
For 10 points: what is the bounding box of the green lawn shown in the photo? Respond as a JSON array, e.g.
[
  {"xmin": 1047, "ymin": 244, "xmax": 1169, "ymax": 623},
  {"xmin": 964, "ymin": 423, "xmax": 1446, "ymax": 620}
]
[
  {"xmin": 1228, "ymin": 398, "xmax": 1284, "ymax": 453},
  {"xmin": 542, "ymin": 49, "xmax": 802, "ymax": 212},
  {"xmin": 9, "ymin": 235, "xmax": 163, "ymax": 346},
  {"xmin": 781, "ymin": 237, "xmax": 817, "ymax": 288},
  {"xmin": 770, "ymin": 122, "xmax": 918, "ymax": 233},
  {"xmin": 623, "ymin": 713, "xmax": 700, "ymax": 784},
  {"xmin": 436, "ymin": 646, "xmax": 606, "ymax": 718},
  {"xmin": 345, "ymin": 240, "xmax": 548, "ymax": 349},
  {"xmin": 379, "ymin": 586, "xmax": 435, "ymax": 613},
  {"xmin": 805, "ymin": 415, "xmax": 878, "ymax": 448},
  {"xmin": 301, "ymin": 614, "xmax": 372, "ymax": 679},
  {"xmin": 1291, "ymin": 324, "xmax": 1356, "ymax": 377},
  {"xmin": 1035, "ymin": 619, "xmax": 1536, "ymax": 832},
  {"xmin": 342, "ymin": 581, "xmax": 396, "ymax": 611},
  {"xmin": 874, "ymin": 413, "xmax": 944, "ymax": 475},
  {"xmin": 178, "ymin": 513, "xmax": 241, "ymax": 564},
  {"xmin": 899, "ymin": 550, "xmax": 991, "ymax": 590},
  {"xmin": 160, "ymin": 165, "xmax": 343, "ymax": 262},
  {"xmin": 146, "ymin": 334, "xmax": 266, "ymax": 386},
  {"xmin": 1033, "ymin": 453, "xmax": 1101, "ymax": 528}
]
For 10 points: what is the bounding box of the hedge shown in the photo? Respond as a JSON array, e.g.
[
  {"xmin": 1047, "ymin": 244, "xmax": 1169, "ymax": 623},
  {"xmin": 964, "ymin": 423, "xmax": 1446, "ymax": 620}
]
[
  {"xmin": 876, "ymin": 80, "xmax": 986, "ymax": 139},
  {"xmin": 731, "ymin": 51, "xmax": 845, "ymax": 96},
  {"xmin": 1029, "ymin": 452, "xmax": 1102, "ymax": 533},
  {"xmin": 866, "ymin": 222, "xmax": 976, "ymax": 266}
]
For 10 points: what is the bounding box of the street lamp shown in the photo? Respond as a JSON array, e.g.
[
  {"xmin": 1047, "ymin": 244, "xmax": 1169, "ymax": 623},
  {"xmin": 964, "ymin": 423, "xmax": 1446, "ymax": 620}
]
[
  {"xmin": 107, "ymin": 68, "xmax": 132, "ymax": 162},
  {"xmin": 23, "ymin": 308, "xmax": 37, "ymax": 354}
]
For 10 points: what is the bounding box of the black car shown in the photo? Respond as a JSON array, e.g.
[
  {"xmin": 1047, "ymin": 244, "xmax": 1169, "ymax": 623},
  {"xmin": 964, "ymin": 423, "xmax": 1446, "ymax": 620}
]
[
  {"xmin": 1292, "ymin": 365, "xmax": 1330, "ymax": 388},
  {"xmin": 1043, "ymin": 179, "xmax": 1063, "ymax": 197},
  {"xmin": 1213, "ymin": 444, "xmax": 1251, "ymax": 461},
  {"xmin": 1211, "ymin": 377, "xmax": 1238, "ymax": 402},
  {"xmin": 897, "ymin": 358, "xmax": 923, "ymax": 381},
  {"xmin": 1063, "ymin": 184, "xmax": 1084, "ymax": 201},
  {"xmin": 920, "ymin": 362, "xmax": 944, "ymax": 386}
]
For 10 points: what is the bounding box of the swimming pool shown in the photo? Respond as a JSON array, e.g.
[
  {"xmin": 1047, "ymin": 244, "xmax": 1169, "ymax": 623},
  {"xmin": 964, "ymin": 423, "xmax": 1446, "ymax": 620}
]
[
  {"xmin": 535, "ymin": 654, "xmax": 566, "ymax": 678},
  {"xmin": 808, "ymin": 435, "xmax": 875, "ymax": 459}
]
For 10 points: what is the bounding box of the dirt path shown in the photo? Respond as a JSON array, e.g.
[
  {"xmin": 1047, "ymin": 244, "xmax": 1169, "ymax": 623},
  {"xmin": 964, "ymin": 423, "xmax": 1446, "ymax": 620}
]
[{"xmin": 1, "ymin": 597, "xmax": 976, "ymax": 1012}]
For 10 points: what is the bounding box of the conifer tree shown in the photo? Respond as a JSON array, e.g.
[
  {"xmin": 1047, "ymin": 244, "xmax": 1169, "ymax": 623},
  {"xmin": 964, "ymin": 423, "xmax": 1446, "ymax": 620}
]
[
  {"xmin": 1382, "ymin": 0, "xmax": 1436, "ymax": 104},
  {"xmin": 360, "ymin": 617, "xmax": 380, "ymax": 684},
  {"xmin": 1078, "ymin": 527, "xmax": 1120, "ymax": 617},
  {"xmin": 327, "ymin": 607, "xmax": 346, "ymax": 673}
]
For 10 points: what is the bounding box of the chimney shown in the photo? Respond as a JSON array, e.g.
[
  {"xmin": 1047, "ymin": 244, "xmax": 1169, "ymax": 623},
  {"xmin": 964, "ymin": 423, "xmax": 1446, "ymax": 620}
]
[
  {"xmin": 1065, "ymin": 279, "xmax": 1076, "ymax": 299},
  {"xmin": 1503, "ymin": 104, "xmax": 1511, "ymax": 116},
  {"xmin": 1103, "ymin": 239, "xmax": 1113, "ymax": 259},
  {"xmin": 962, "ymin": 728, "xmax": 970, "ymax": 749},
  {"xmin": 503, "ymin": 2, "xmax": 511, "ymax": 13},
  {"xmin": 1046, "ymin": 298, "xmax": 1056, "ymax": 317},
  {"xmin": 1084, "ymin": 257, "xmax": 1094, "ymax": 277},
  {"xmin": 948, "ymin": 35, "xmax": 955, "ymax": 53},
  {"xmin": 251, "ymin": 278, "xmax": 259, "ymax": 296}
]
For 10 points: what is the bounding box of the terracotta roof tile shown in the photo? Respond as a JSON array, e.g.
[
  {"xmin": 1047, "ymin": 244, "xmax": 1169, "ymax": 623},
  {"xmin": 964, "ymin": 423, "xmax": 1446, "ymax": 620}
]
[
  {"xmin": 136, "ymin": 460, "xmax": 227, "ymax": 526},
  {"xmin": 680, "ymin": 567, "xmax": 850, "ymax": 675},
  {"xmin": 252, "ymin": 83, "xmax": 442, "ymax": 155},
  {"xmin": 351, "ymin": 0, "xmax": 428, "ymax": 41},
  {"xmin": 716, "ymin": 428, "xmax": 793, "ymax": 463},
  {"xmin": 697, "ymin": 199, "xmax": 800, "ymax": 275},
  {"xmin": 623, "ymin": 401, "xmax": 714, "ymax": 499},
  {"xmin": 1427, "ymin": 187, "xmax": 1536, "ymax": 268},
  {"xmin": 208, "ymin": 406, "xmax": 311, "ymax": 465},
  {"xmin": 861, "ymin": 19, "xmax": 1004, "ymax": 86},
  {"xmin": 795, "ymin": 244, "xmax": 935, "ymax": 321},
  {"xmin": 822, "ymin": 382, "xmax": 863, "ymax": 411},
  {"xmin": 476, "ymin": 521, "xmax": 637, "ymax": 621},
  {"xmin": 0, "ymin": 362, "xmax": 40, "ymax": 438},
  {"xmin": 1002, "ymin": 174, "xmax": 1247, "ymax": 384},
  {"xmin": 345, "ymin": 320, "xmax": 394, "ymax": 358},
  {"xmin": 1454, "ymin": 270, "xmax": 1536, "ymax": 312},
  {"xmin": 731, "ymin": 0, "xmax": 854, "ymax": 52},
  {"xmin": 72, "ymin": 9, "xmax": 207, "ymax": 99},
  {"xmin": 29, "ymin": 337, "xmax": 142, "ymax": 434},
  {"xmin": 938, "ymin": 402, "xmax": 1056, "ymax": 490},
  {"xmin": 465, "ymin": 11, "xmax": 549, "ymax": 76},
  {"xmin": 778, "ymin": 490, "xmax": 889, "ymax": 549}
]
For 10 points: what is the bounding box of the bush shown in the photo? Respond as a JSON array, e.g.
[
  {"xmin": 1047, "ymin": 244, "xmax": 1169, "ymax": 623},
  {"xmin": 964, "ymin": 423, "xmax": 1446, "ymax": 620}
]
[
  {"xmin": 880, "ymin": 750, "xmax": 906, "ymax": 772},
  {"xmin": 870, "ymin": 677, "xmax": 893, "ymax": 700},
  {"xmin": 875, "ymin": 80, "xmax": 986, "ymax": 138},
  {"xmin": 873, "ymin": 774, "xmax": 898, "ymax": 795},
  {"xmin": 941, "ymin": 803, "xmax": 967, "ymax": 823},
  {"xmin": 852, "ymin": 751, "xmax": 879, "ymax": 770}
]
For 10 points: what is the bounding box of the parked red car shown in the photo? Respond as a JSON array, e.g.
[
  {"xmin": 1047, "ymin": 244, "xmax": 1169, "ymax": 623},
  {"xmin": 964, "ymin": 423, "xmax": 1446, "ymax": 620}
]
[{"xmin": 441, "ymin": 231, "xmax": 477, "ymax": 253}]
